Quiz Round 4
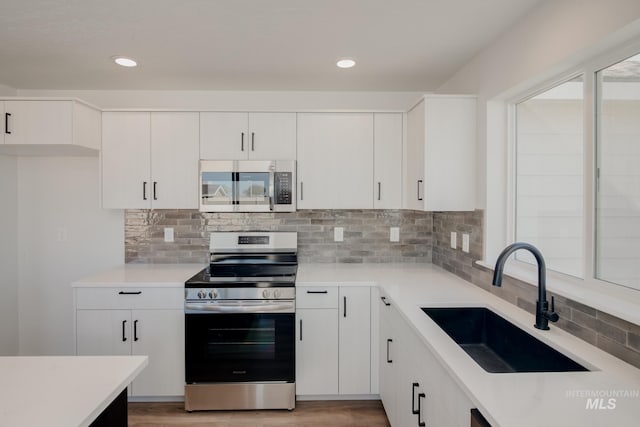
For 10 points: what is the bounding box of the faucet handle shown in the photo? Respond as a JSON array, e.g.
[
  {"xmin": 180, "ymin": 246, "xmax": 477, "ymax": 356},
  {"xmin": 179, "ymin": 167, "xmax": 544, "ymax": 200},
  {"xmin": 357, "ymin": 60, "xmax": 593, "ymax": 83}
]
[{"xmin": 546, "ymin": 296, "xmax": 559, "ymax": 323}]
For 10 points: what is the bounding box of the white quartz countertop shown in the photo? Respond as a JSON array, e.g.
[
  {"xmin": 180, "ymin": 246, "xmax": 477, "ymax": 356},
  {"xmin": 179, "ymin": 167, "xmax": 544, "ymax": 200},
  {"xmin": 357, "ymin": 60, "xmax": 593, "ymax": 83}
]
[
  {"xmin": 71, "ymin": 262, "xmax": 640, "ymax": 425},
  {"xmin": 0, "ymin": 355, "xmax": 148, "ymax": 427},
  {"xmin": 299, "ymin": 263, "xmax": 640, "ymax": 427},
  {"xmin": 72, "ymin": 263, "xmax": 204, "ymax": 287}
]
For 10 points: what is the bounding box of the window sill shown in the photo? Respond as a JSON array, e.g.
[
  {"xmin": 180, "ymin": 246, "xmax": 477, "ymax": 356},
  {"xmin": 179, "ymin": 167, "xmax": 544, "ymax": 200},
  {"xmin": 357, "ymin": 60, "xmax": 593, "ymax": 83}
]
[{"xmin": 476, "ymin": 260, "xmax": 640, "ymax": 327}]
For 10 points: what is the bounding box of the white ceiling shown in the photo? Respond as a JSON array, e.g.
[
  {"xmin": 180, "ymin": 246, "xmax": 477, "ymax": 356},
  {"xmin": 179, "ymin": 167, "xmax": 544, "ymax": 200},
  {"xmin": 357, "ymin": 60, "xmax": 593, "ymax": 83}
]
[{"xmin": 0, "ymin": 0, "xmax": 543, "ymax": 91}]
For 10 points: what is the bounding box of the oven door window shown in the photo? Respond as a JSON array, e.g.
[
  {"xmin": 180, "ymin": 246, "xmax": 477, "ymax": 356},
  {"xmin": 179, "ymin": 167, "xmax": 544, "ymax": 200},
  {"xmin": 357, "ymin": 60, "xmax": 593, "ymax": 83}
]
[{"xmin": 185, "ymin": 313, "xmax": 294, "ymax": 383}]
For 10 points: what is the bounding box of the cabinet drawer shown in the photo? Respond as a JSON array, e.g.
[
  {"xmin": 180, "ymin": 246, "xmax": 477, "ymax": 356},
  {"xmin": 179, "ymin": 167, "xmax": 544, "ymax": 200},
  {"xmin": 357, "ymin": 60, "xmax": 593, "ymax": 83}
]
[
  {"xmin": 75, "ymin": 287, "xmax": 183, "ymax": 310},
  {"xmin": 296, "ymin": 286, "xmax": 339, "ymax": 308}
]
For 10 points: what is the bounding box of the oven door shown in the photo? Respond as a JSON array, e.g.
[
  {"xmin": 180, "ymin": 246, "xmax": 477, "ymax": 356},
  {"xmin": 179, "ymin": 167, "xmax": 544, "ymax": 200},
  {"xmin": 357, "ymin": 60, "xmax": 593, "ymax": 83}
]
[{"xmin": 185, "ymin": 311, "xmax": 295, "ymax": 383}]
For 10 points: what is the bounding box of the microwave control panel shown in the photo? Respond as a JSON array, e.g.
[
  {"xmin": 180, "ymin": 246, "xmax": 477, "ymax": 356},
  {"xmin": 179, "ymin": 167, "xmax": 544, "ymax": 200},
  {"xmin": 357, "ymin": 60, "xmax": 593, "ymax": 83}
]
[{"xmin": 275, "ymin": 172, "xmax": 293, "ymax": 205}]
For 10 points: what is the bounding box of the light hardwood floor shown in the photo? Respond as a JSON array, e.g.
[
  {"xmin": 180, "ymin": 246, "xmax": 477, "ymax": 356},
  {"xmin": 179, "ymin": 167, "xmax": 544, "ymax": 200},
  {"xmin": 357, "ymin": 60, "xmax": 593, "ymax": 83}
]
[{"xmin": 128, "ymin": 400, "xmax": 391, "ymax": 427}]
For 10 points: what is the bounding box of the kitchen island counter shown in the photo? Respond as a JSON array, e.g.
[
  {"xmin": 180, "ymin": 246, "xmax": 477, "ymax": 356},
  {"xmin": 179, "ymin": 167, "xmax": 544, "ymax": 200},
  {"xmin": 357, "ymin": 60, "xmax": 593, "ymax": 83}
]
[{"xmin": 0, "ymin": 355, "xmax": 147, "ymax": 427}]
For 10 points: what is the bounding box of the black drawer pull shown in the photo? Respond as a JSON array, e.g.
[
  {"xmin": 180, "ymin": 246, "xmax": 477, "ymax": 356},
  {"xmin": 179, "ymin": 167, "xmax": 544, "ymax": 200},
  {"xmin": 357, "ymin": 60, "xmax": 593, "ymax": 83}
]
[
  {"xmin": 306, "ymin": 290, "xmax": 328, "ymax": 294},
  {"xmin": 122, "ymin": 320, "xmax": 127, "ymax": 342},
  {"xmin": 380, "ymin": 296, "xmax": 391, "ymax": 306},
  {"xmin": 134, "ymin": 320, "xmax": 139, "ymax": 342},
  {"xmin": 412, "ymin": 382, "xmax": 420, "ymax": 414},
  {"xmin": 118, "ymin": 291, "xmax": 142, "ymax": 295},
  {"xmin": 386, "ymin": 338, "xmax": 393, "ymax": 363},
  {"xmin": 4, "ymin": 112, "xmax": 10, "ymax": 134},
  {"xmin": 418, "ymin": 393, "xmax": 426, "ymax": 426}
]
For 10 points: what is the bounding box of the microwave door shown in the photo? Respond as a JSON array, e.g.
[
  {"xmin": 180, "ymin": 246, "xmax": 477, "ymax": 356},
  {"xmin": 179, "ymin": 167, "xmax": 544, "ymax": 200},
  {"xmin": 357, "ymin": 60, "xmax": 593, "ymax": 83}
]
[
  {"xmin": 236, "ymin": 161, "xmax": 275, "ymax": 212},
  {"xmin": 200, "ymin": 160, "xmax": 236, "ymax": 212}
]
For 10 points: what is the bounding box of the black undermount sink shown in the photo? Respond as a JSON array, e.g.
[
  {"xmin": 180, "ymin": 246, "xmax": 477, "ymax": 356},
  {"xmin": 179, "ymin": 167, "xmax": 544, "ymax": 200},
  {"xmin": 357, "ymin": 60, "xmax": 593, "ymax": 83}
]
[{"xmin": 422, "ymin": 307, "xmax": 589, "ymax": 373}]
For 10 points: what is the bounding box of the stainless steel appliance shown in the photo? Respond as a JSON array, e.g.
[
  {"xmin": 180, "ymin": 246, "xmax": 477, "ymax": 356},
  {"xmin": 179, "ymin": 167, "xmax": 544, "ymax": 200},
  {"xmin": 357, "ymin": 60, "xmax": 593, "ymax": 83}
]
[
  {"xmin": 199, "ymin": 160, "xmax": 296, "ymax": 212},
  {"xmin": 184, "ymin": 232, "xmax": 297, "ymax": 411}
]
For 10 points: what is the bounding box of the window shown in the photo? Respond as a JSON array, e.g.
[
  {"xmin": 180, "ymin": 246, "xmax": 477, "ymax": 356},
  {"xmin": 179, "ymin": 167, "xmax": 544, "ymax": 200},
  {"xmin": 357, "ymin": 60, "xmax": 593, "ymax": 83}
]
[
  {"xmin": 596, "ymin": 53, "xmax": 640, "ymax": 289},
  {"xmin": 514, "ymin": 76, "xmax": 584, "ymax": 278}
]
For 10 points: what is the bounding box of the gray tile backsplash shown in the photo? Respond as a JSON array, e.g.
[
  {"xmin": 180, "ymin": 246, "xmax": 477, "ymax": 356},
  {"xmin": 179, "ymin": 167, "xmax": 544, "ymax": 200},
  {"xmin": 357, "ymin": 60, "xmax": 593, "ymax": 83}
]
[
  {"xmin": 125, "ymin": 209, "xmax": 433, "ymax": 264},
  {"xmin": 125, "ymin": 207, "xmax": 640, "ymax": 368}
]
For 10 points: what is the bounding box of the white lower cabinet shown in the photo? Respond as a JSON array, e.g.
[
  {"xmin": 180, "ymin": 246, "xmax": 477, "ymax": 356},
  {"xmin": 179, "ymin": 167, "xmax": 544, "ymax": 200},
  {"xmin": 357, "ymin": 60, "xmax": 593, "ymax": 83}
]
[
  {"xmin": 379, "ymin": 293, "xmax": 474, "ymax": 427},
  {"xmin": 296, "ymin": 285, "xmax": 373, "ymax": 396},
  {"xmin": 75, "ymin": 288, "xmax": 184, "ymax": 398}
]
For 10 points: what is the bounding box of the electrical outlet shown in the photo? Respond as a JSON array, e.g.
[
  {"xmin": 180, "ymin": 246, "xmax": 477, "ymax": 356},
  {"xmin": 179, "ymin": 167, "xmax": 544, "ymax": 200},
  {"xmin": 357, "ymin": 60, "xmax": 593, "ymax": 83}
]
[
  {"xmin": 334, "ymin": 227, "xmax": 344, "ymax": 242},
  {"xmin": 450, "ymin": 232, "xmax": 457, "ymax": 249},
  {"xmin": 390, "ymin": 227, "xmax": 400, "ymax": 242},
  {"xmin": 462, "ymin": 234, "xmax": 470, "ymax": 253},
  {"xmin": 164, "ymin": 227, "xmax": 175, "ymax": 243}
]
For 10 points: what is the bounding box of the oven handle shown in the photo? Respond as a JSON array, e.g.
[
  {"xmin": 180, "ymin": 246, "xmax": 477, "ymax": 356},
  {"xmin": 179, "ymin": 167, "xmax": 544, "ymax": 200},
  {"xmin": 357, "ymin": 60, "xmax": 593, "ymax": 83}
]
[{"xmin": 185, "ymin": 300, "xmax": 295, "ymax": 314}]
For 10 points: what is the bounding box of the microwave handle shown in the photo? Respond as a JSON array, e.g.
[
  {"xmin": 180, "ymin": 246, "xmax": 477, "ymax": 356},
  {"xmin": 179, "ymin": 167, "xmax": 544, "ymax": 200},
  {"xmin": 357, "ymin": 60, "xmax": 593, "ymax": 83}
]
[{"xmin": 269, "ymin": 170, "xmax": 275, "ymax": 211}]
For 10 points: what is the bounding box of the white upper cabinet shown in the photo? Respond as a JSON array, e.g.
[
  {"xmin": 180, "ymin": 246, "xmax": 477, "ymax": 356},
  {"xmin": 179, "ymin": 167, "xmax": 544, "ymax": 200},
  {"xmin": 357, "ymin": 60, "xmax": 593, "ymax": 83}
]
[
  {"xmin": 200, "ymin": 112, "xmax": 296, "ymax": 160},
  {"xmin": 102, "ymin": 111, "xmax": 199, "ymax": 209},
  {"xmin": 374, "ymin": 113, "xmax": 403, "ymax": 209},
  {"xmin": 0, "ymin": 100, "xmax": 100, "ymax": 155},
  {"xmin": 297, "ymin": 113, "xmax": 374, "ymax": 209},
  {"xmin": 405, "ymin": 95, "xmax": 476, "ymax": 211},
  {"xmin": 150, "ymin": 112, "xmax": 200, "ymax": 209}
]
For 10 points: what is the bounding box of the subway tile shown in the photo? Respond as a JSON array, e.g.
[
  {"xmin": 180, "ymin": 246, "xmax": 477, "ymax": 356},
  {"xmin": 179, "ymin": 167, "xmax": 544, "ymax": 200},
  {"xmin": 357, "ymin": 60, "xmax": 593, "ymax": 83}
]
[
  {"xmin": 596, "ymin": 311, "xmax": 640, "ymax": 336},
  {"xmin": 596, "ymin": 335, "xmax": 640, "ymax": 369}
]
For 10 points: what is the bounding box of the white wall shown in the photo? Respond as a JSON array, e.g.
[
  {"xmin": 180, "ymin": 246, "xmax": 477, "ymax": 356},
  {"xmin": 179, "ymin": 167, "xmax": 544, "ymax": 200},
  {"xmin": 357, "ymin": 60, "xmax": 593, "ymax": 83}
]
[
  {"xmin": 17, "ymin": 157, "xmax": 123, "ymax": 355},
  {"xmin": 0, "ymin": 85, "xmax": 17, "ymax": 96},
  {"xmin": 0, "ymin": 155, "xmax": 18, "ymax": 355},
  {"xmin": 15, "ymin": 89, "xmax": 421, "ymax": 112}
]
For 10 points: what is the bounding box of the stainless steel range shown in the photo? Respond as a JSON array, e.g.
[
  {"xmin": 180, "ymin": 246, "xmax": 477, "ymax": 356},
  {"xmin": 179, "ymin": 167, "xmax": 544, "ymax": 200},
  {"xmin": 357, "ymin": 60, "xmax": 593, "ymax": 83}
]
[{"xmin": 184, "ymin": 232, "xmax": 297, "ymax": 411}]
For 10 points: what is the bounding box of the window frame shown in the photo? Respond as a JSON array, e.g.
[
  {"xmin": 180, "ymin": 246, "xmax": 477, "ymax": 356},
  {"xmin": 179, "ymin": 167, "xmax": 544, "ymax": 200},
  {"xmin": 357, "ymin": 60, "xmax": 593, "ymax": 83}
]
[{"xmin": 478, "ymin": 38, "xmax": 640, "ymax": 310}]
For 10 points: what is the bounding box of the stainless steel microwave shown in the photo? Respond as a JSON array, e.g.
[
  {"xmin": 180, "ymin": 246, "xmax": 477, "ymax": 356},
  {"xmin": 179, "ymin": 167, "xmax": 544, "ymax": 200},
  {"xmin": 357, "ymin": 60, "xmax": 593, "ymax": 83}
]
[{"xmin": 199, "ymin": 160, "xmax": 296, "ymax": 212}]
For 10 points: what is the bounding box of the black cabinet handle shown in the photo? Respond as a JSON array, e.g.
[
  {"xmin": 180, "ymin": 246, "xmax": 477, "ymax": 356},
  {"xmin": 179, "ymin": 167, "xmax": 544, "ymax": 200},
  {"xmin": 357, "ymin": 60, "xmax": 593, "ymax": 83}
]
[
  {"xmin": 380, "ymin": 296, "xmax": 391, "ymax": 306},
  {"xmin": 418, "ymin": 393, "xmax": 426, "ymax": 426},
  {"xmin": 122, "ymin": 320, "xmax": 127, "ymax": 342},
  {"xmin": 143, "ymin": 182, "xmax": 148, "ymax": 200},
  {"xmin": 134, "ymin": 320, "xmax": 139, "ymax": 342},
  {"xmin": 306, "ymin": 290, "xmax": 328, "ymax": 294},
  {"xmin": 386, "ymin": 338, "xmax": 393, "ymax": 363},
  {"xmin": 417, "ymin": 180, "xmax": 423, "ymax": 201},
  {"xmin": 241, "ymin": 132, "xmax": 245, "ymax": 151},
  {"xmin": 118, "ymin": 291, "xmax": 142, "ymax": 295},
  {"xmin": 153, "ymin": 182, "xmax": 158, "ymax": 200},
  {"xmin": 251, "ymin": 132, "xmax": 255, "ymax": 151},
  {"xmin": 299, "ymin": 319, "xmax": 303, "ymax": 341},
  {"xmin": 343, "ymin": 296, "xmax": 347, "ymax": 318},
  {"xmin": 4, "ymin": 112, "xmax": 10, "ymax": 134},
  {"xmin": 378, "ymin": 182, "xmax": 381, "ymax": 201},
  {"xmin": 412, "ymin": 382, "xmax": 420, "ymax": 414}
]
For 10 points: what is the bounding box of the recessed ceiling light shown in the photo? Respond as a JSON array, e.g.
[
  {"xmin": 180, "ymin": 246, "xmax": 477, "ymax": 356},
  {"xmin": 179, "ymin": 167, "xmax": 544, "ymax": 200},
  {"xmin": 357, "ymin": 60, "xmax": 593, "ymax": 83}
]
[
  {"xmin": 113, "ymin": 56, "xmax": 137, "ymax": 67},
  {"xmin": 336, "ymin": 58, "xmax": 356, "ymax": 69}
]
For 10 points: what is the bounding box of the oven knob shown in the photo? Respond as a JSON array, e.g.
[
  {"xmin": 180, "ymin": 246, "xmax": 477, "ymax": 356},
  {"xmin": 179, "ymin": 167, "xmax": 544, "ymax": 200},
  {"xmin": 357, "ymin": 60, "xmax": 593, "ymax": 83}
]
[
  {"xmin": 209, "ymin": 290, "xmax": 218, "ymax": 299},
  {"xmin": 197, "ymin": 289, "xmax": 207, "ymax": 299},
  {"xmin": 262, "ymin": 289, "xmax": 271, "ymax": 299},
  {"xmin": 273, "ymin": 289, "xmax": 281, "ymax": 298}
]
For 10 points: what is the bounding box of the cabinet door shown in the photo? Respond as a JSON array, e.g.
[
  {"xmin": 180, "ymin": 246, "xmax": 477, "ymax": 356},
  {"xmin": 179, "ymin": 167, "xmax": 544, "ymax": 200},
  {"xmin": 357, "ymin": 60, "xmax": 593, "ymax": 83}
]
[
  {"xmin": 374, "ymin": 113, "xmax": 403, "ymax": 209},
  {"xmin": 247, "ymin": 112, "xmax": 296, "ymax": 160},
  {"xmin": 295, "ymin": 308, "xmax": 339, "ymax": 395},
  {"xmin": 379, "ymin": 298, "xmax": 399, "ymax": 425},
  {"xmin": 297, "ymin": 113, "xmax": 374, "ymax": 209},
  {"xmin": 130, "ymin": 309, "xmax": 185, "ymax": 397},
  {"xmin": 405, "ymin": 100, "xmax": 425, "ymax": 210},
  {"xmin": 424, "ymin": 97, "xmax": 476, "ymax": 211},
  {"xmin": 102, "ymin": 112, "xmax": 151, "ymax": 209},
  {"xmin": 4, "ymin": 100, "xmax": 73, "ymax": 145},
  {"xmin": 200, "ymin": 112, "xmax": 248, "ymax": 160},
  {"xmin": 0, "ymin": 101, "xmax": 5, "ymax": 143},
  {"xmin": 150, "ymin": 112, "xmax": 199, "ymax": 209},
  {"xmin": 76, "ymin": 310, "xmax": 131, "ymax": 356},
  {"xmin": 339, "ymin": 286, "xmax": 371, "ymax": 394}
]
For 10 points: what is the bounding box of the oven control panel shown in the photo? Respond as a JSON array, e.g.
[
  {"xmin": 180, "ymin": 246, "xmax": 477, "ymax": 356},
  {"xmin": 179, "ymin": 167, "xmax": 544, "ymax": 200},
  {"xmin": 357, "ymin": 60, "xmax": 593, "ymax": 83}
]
[{"xmin": 185, "ymin": 287, "xmax": 295, "ymax": 301}]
